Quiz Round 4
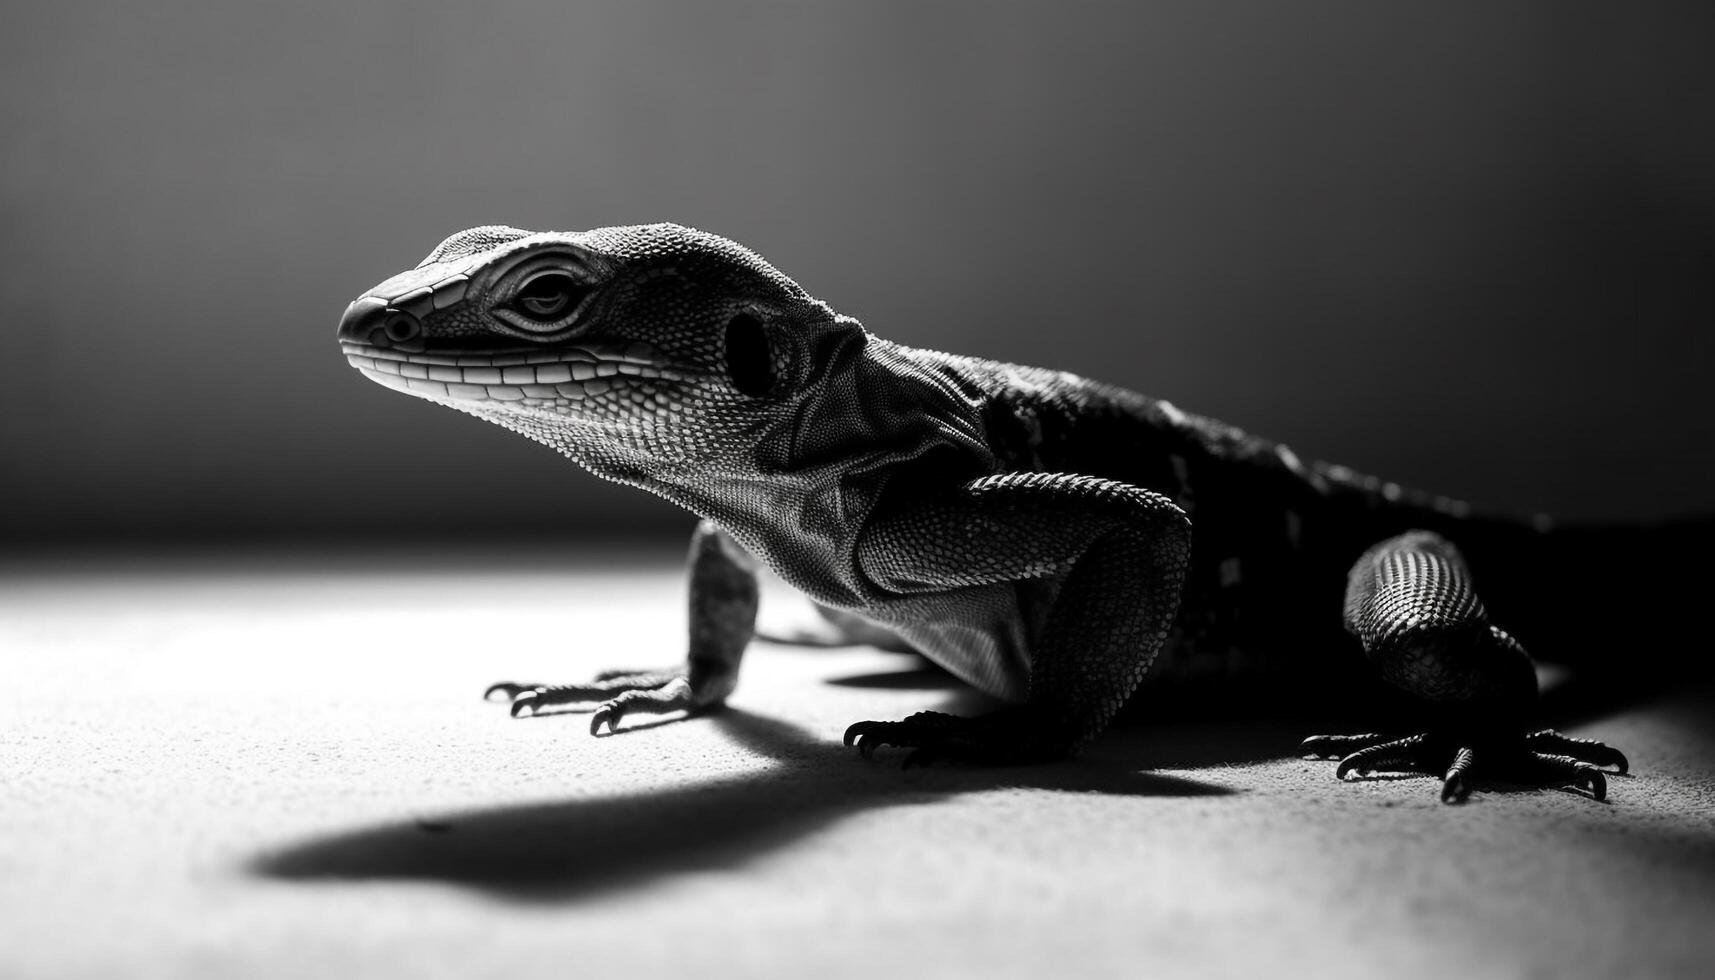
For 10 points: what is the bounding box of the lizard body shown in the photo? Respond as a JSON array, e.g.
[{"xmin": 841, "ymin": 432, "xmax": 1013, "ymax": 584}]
[{"xmin": 337, "ymin": 222, "xmax": 1630, "ymax": 801}]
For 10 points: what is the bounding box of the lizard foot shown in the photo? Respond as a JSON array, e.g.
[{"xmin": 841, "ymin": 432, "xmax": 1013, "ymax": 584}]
[
  {"xmin": 483, "ymin": 669, "xmax": 694, "ymax": 730},
  {"xmin": 843, "ymin": 708, "xmax": 1074, "ymax": 768},
  {"xmin": 1299, "ymin": 729, "xmax": 1627, "ymax": 803}
]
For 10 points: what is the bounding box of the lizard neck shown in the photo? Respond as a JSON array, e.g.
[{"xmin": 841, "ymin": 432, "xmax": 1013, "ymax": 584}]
[{"xmin": 581, "ymin": 336, "xmax": 1000, "ymax": 605}]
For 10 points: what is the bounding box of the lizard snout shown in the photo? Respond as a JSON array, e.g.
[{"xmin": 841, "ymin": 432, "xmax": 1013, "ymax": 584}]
[{"xmin": 338, "ymin": 296, "xmax": 423, "ymax": 349}]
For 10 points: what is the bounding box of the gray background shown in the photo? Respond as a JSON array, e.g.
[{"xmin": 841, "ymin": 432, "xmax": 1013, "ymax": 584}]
[{"xmin": 3, "ymin": 1, "xmax": 1710, "ymax": 544}]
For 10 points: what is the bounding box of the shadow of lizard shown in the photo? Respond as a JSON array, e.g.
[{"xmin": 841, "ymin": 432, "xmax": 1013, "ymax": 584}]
[
  {"xmin": 249, "ymin": 704, "xmax": 1233, "ymax": 905},
  {"xmin": 250, "ymin": 621, "xmax": 1702, "ymax": 905}
]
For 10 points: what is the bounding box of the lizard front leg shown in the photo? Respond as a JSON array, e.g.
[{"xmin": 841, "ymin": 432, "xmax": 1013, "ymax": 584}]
[
  {"xmin": 1301, "ymin": 531, "xmax": 1628, "ymax": 802},
  {"xmin": 486, "ymin": 519, "xmax": 758, "ymax": 732},
  {"xmin": 843, "ymin": 472, "xmax": 1191, "ymax": 766}
]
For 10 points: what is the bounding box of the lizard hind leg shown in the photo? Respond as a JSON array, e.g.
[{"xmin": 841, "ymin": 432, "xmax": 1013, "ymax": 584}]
[{"xmin": 1304, "ymin": 530, "xmax": 1629, "ymax": 804}]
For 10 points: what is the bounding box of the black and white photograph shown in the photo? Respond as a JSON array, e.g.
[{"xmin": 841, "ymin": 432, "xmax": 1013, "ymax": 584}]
[{"xmin": 3, "ymin": 3, "xmax": 1712, "ymax": 978}]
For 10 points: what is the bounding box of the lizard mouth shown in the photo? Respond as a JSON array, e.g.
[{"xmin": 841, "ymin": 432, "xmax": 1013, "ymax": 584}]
[{"xmin": 341, "ymin": 340, "xmax": 686, "ymax": 407}]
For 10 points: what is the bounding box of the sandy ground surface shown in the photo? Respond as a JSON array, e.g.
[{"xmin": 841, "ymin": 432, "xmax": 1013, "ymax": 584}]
[{"xmin": 3, "ymin": 546, "xmax": 1713, "ymax": 980}]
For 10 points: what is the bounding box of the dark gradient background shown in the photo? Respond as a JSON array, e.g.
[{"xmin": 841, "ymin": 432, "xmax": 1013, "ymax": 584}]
[{"xmin": 2, "ymin": 2, "xmax": 1710, "ymax": 545}]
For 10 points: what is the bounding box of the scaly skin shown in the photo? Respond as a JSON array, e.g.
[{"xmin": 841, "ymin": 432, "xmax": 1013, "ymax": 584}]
[{"xmin": 336, "ymin": 223, "xmax": 1627, "ymax": 802}]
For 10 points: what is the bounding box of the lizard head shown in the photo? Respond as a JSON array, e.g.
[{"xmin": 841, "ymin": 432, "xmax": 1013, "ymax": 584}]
[{"xmin": 336, "ymin": 223, "xmax": 866, "ymax": 483}]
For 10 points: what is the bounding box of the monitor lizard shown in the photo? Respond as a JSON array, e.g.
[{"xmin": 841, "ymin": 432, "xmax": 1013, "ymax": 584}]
[{"xmin": 336, "ymin": 222, "xmax": 1641, "ymax": 803}]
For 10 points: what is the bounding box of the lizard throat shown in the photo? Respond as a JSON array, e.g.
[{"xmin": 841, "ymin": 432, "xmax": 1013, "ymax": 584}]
[{"xmin": 340, "ymin": 340, "xmax": 688, "ymax": 410}]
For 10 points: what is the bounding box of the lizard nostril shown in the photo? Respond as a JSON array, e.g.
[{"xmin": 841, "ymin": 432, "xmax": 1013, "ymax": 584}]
[{"xmin": 383, "ymin": 310, "xmax": 422, "ymax": 342}]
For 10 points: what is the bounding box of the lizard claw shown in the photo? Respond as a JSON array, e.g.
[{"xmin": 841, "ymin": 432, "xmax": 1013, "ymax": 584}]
[
  {"xmin": 588, "ymin": 680, "xmax": 698, "ymax": 736},
  {"xmin": 843, "ymin": 709, "xmax": 1072, "ymax": 767},
  {"xmin": 1299, "ymin": 733, "xmax": 1391, "ymax": 760},
  {"xmin": 844, "ymin": 721, "xmax": 906, "ymax": 760},
  {"xmin": 1583, "ymin": 768, "xmax": 1608, "ymax": 802},
  {"xmin": 843, "ymin": 723, "xmax": 889, "ymax": 760},
  {"xmin": 1440, "ymin": 771, "xmax": 1472, "ymax": 804},
  {"xmin": 845, "ymin": 720, "xmax": 934, "ymax": 762},
  {"xmin": 1525, "ymin": 754, "xmax": 1610, "ymax": 802},
  {"xmin": 1440, "ymin": 747, "xmax": 1477, "ymax": 804},
  {"xmin": 1525, "ymin": 729, "xmax": 1628, "ymax": 774},
  {"xmin": 1332, "ymin": 734, "xmax": 1436, "ymax": 781},
  {"xmin": 509, "ymin": 690, "xmax": 541, "ymax": 718},
  {"xmin": 482, "ymin": 669, "xmax": 705, "ymax": 729},
  {"xmin": 590, "ymin": 703, "xmax": 619, "ymax": 736}
]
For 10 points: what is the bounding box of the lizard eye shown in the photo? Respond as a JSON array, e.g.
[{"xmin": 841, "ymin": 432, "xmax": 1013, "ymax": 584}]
[
  {"xmin": 512, "ymin": 272, "xmax": 589, "ymax": 324},
  {"xmin": 725, "ymin": 313, "xmax": 776, "ymax": 397}
]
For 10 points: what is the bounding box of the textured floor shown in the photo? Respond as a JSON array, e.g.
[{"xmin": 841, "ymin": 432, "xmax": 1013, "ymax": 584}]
[{"xmin": 3, "ymin": 545, "xmax": 1713, "ymax": 979}]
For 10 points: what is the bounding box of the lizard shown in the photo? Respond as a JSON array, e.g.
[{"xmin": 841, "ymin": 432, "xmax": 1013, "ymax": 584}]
[{"xmin": 336, "ymin": 221, "xmax": 1637, "ymax": 804}]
